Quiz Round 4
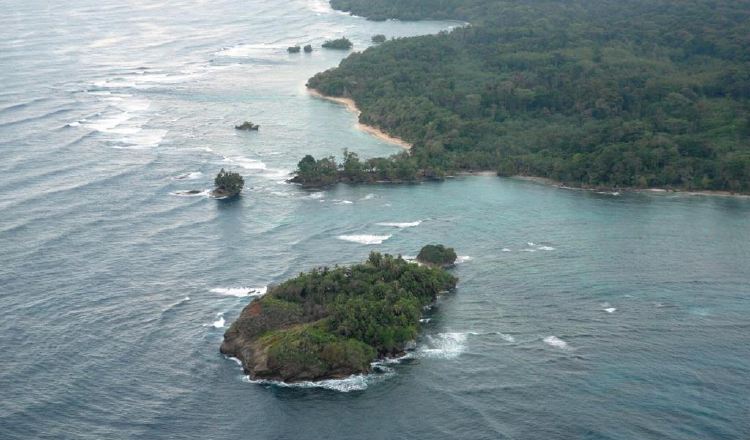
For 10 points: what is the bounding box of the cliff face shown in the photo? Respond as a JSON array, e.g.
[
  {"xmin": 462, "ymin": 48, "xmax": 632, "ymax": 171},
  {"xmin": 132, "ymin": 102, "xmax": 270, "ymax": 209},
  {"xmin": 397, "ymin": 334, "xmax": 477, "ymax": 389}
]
[{"xmin": 220, "ymin": 252, "xmax": 458, "ymax": 383}]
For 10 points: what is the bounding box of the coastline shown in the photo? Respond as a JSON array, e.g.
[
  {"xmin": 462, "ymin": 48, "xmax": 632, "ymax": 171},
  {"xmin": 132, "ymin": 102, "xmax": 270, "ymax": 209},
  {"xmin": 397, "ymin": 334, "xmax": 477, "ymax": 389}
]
[
  {"xmin": 308, "ymin": 88, "xmax": 412, "ymax": 150},
  {"xmin": 511, "ymin": 175, "xmax": 750, "ymax": 198}
]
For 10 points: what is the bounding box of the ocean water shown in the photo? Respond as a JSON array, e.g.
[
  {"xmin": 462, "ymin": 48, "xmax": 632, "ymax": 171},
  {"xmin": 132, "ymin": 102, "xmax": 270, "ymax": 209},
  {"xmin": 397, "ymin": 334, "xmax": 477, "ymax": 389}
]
[{"xmin": 1, "ymin": 1, "xmax": 749, "ymax": 439}]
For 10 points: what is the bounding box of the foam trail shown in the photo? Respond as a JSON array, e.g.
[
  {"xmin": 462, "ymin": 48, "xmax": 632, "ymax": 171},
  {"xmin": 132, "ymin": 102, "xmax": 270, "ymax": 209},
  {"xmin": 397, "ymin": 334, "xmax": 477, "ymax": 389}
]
[
  {"xmin": 376, "ymin": 221, "xmax": 421, "ymax": 228},
  {"xmin": 337, "ymin": 235, "xmax": 391, "ymax": 245},
  {"xmin": 544, "ymin": 336, "xmax": 567, "ymax": 349},
  {"xmin": 211, "ymin": 286, "xmax": 268, "ymax": 297}
]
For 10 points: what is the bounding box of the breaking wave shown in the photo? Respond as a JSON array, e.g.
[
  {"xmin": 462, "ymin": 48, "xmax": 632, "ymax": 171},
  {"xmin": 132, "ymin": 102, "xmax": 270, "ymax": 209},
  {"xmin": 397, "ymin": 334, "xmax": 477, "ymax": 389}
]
[
  {"xmin": 337, "ymin": 234, "xmax": 391, "ymax": 245},
  {"xmin": 376, "ymin": 221, "xmax": 421, "ymax": 228},
  {"xmin": 210, "ymin": 286, "xmax": 268, "ymax": 297}
]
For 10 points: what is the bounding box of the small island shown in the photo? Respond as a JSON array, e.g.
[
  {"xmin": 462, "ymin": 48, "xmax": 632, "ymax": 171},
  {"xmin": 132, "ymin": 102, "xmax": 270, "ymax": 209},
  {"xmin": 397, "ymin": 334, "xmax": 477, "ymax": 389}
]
[
  {"xmin": 212, "ymin": 169, "xmax": 244, "ymax": 198},
  {"xmin": 287, "ymin": 45, "xmax": 301, "ymax": 53},
  {"xmin": 417, "ymin": 244, "xmax": 457, "ymax": 268},
  {"xmin": 234, "ymin": 121, "xmax": 259, "ymax": 131},
  {"xmin": 303, "ymin": 44, "xmax": 313, "ymax": 53},
  {"xmin": 220, "ymin": 251, "xmax": 458, "ymax": 382},
  {"xmin": 371, "ymin": 34, "xmax": 386, "ymax": 44},
  {"xmin": 322, "ymin": 37, "xmax": 353, "ymax": 50}
]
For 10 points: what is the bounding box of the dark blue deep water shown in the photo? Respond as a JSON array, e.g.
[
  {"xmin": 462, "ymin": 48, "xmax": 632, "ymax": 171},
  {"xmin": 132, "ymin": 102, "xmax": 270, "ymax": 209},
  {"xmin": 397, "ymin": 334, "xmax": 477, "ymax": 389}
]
[{"xmin": 1, "ymin": 1, "xmax": 749, "ymax": 439}]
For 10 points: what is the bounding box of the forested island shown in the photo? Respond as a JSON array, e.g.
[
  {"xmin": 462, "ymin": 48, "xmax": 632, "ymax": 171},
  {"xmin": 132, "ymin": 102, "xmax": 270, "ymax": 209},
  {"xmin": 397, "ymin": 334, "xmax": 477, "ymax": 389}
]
[
  {"xmin": 304, "ymin": 0, "xmax": 750, "ymax": 193},
  {"xmin": 221, "ymin": 250, "xmax": 458, "ymax": 382}
]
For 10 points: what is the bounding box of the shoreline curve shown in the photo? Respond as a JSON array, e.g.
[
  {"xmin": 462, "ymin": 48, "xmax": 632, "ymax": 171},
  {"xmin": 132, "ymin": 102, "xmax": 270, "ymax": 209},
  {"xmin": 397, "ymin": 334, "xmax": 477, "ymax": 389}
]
[{"xmin": 308, "ymin": 88, "xmax": 412, "ymax": 150}]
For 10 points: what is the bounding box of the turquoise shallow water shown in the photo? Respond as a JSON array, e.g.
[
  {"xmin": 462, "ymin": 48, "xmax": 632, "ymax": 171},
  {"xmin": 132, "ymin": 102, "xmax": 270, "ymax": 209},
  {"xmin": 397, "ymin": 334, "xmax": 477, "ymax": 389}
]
[{"xmin": 1, "ymin": 1, "xmax": 750, "ymax": 439}]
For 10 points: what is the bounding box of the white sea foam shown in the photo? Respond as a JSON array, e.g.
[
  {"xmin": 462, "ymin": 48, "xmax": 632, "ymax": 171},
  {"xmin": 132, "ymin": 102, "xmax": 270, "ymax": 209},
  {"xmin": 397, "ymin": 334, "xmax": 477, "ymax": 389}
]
[
  {"xmin": 361, "ymin": 193, "xmax": 376, "ymax": 200},
  {"xmin": 308, "ymin": 192, "xmax": 325, "ymax": 199},
  {"xmin": 116, "ymin": 128, "xmax": 167, "ymax": 148},
  {"xmin": 420, "ymin": 318, "xmax": 431, "ymax": 323},
  {"xmin": 66, "ymin": 121, "xmax": 81, "ymax": 127},
  {"xmin": 184, "ymin": 296, "xmax": 190, "ymax": 301},
  {"xmin": 543, "ymin": 336, "xmax": 568, "ymax": 349},
  {"xmin": 376, "ymin": 221, "xmax": 421, "ymax": 228},
  {"xmin": 537, "ymin": 246, "xmax": 555, "ymax": 251},
  {"xmin": 210, "ymin": 286, "xmax": 267, "ymax": 297},
  {"xmin": 211, "ymin": 313, "xmax": 225, "ymax": 328},
  {"xmin": 501, "ymin": 248, "xmax": 512, "ymax": 252},
  {"xmin": 419, "ymin": 332, "xmax": 467, "ymax": 359},
  {"xmin": 337, "ymin": 234, "xmax": 391, "ymax": 245},
  {"xmin": 173, "ymin": 171, "xmax": 203, "ymax": 180},
  {"xmin": 244, "ymin": 374, "xmax": 372, "ymax": 392},
  {"xmin": 498, "ymin": 333, "xmax": 516, "ymax": 343},
  {"xmin": 604, "ymin": 307, "xmax": 617, "ymax": 313},
  {"xmin": 333, "ymin": 199, "xmax": 353, "ymax": 205},
  {"xmin": 224, "ymin": 155, "xmax": 266, "ymax": 170},
  {"xmin": 456, "ymin": 255, "xmax": 472, "ymax": 264}
]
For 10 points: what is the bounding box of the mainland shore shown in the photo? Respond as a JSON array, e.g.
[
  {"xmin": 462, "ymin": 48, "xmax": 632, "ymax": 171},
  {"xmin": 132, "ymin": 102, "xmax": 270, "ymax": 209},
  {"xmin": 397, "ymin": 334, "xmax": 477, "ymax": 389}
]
[
  {"xmin": 512, "ymin": 175, "xmax": 750, "ymax": 198},
  {"xmin": 308, "ymin": 88, "xmax": 412, "ymax": 150}
]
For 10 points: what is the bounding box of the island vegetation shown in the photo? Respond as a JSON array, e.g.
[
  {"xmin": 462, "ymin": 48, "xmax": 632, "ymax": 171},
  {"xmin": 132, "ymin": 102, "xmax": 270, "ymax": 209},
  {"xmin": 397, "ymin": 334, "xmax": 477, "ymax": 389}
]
[
  {"xmin": 371, "ymin": 34, "xmax": 386, "ymax": 44},
  {"xmin": 289, "ymin": 149, "xmax": 445, "ymax": 187},
  {"xmin": 220, "ymin": 251, "xmax": 458, "ymax": 382},
  {"xmin": 213, "ymin": 169, "xmax": 244, "ymax": 198},
  {"xmin": 322, "ymin": 37, "xmax": 353, "ymax": 50},
  {"xmin": 303, "ymin": 44, "xmax": 313, "ymax": 53},
  {"xmin": 417, "ymin": 244, "xmax": 457, "ymax": 268},
  {"xmin": 306, "ymin": 0, "xmax": 750, "ymax": 193},
  {"xmin": 287, "ymin": 45, "xmax": 301, "ymax": 53},
  {"xmin": 234, "ymin": 121, "xmax": 259, "ymax": 131}
]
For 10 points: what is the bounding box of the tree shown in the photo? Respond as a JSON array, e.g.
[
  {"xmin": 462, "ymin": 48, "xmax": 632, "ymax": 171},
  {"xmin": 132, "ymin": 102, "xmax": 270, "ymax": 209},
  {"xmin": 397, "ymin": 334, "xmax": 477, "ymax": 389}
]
[{"xmin": 214, "ymin": 169, "xmax": 244, "ymax": 196}]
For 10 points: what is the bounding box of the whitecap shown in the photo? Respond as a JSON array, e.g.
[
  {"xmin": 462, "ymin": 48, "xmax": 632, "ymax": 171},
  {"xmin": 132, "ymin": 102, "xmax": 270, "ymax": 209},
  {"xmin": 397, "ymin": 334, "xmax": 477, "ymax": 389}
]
[
  {"xmin": 419, "ymin": 332, "xmax": 467, "ymax": 359},
  {"xmin": 307, "ymin": 192, "xmax": 324, "ymax": 199},
  {"xmin": 333, "ymin": 199, "xmax": 353, "ymax": 205},
  {"xmin": 498, "ymin": 333, "xmax": 516, "ymax": 343},
  {"xmin": 66, "ymin": 121, "xmax": 81, "ymax": 127},
  {"xmin": 361, "ymin": 193, "xmax": 376, "ymax": 200},
  {"xmin": 456, "ymin": 255, "xmax": 472, "ymax": 264},
  {"xmin": 537, "ymin": 246, "xmax": 555, "ymax": 251},
  {"xmin": 543, "ymin": 336, "xmax": 568, "ymax": 349},
  {"xmin": 376, "ymin": 221, "xmax": 421, "ymax": 228},
  {"xmin": 501, "ymin": 248, "xmax": 512, "ymax": 252},
  {"xmin": 210, "ymin": 286, "xmax": 267, "ymax": 297},
  {"xmin": 209, "ymin": 313, "xmax": 225, "ymax": 328},
  {"xmin": 337, "ymin": 235, "xmax": 391, "ymax": 245},
  {"xmin": 604, "ymin": 307, "xmax": 616, "ymax": 313},
  {"xmin": 173, "ymin": 171, "xmax": 203, "ymax": 180}
]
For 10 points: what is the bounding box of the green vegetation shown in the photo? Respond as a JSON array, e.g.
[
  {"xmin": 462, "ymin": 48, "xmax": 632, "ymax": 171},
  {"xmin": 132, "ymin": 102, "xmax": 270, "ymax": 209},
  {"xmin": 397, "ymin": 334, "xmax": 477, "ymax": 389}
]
[
  {"xmin": 371, "ymin": 34, "xmax": 386, "ymax": 44},
  {"xmin": 213, "ymin": 169, "xmax": 244, "ymax": 197},
  {"xmin": 234, "ymin": 121, "xmax": 259, "ymax": 131},
  {"xmin": 221, "ymin": 251, "xmax": 458, "ymax": 381},
  {"xmin": 307, "ymin": 0, "xmax": 750, "ymax": 192},
  {"xmin": 304, "ymin": 44, "xmax": 313, "ymax": 53},
  {"xmin": 417, "ymin": 244, "xmax": 457, "ymax": 268},
  {"xmin": 287, "ymin": 45, "xmax": 301, "ymax": 53},
  {"xmin": 322, "ymin": 37, "xmax": 353, "ymax": 50},
  {"xmin": 290, "ymin": 149, "xmax": 445, "ymax": 186}
]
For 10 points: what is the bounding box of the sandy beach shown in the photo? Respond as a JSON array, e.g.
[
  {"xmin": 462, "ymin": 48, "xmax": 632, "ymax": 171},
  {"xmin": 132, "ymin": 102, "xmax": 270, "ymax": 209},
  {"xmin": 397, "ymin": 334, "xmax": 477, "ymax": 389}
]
[{"xmin": 308, "ymin": 88, "xmax": 412, "ymax": 150}]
